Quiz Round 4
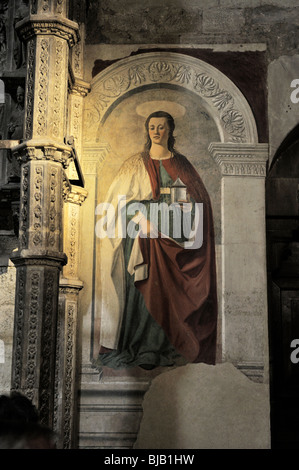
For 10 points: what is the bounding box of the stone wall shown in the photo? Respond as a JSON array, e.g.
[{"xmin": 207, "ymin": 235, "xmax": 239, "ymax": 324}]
[
  {"xmin": 84, "ymin": 0, "xmax": 299, "ymax": 160},
  {"xmin": 0, "ymin": 234, "xmax": 17, "ymax": 395},
  {"xmin": 85, "ymin": 0, "xmax": 299, "ymax": 59}
]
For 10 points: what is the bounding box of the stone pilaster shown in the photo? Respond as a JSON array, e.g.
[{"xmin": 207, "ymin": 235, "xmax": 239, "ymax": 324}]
[
  {"xmin": 209, "ymin": 142, "xmax": 269, "ymax": 382},
  {"xmin": 49, "ymin": 5, "xmax": 90, "ymax": 444},
  {"xmin": 54, "ymin": 186, "xmax": 87, "ymax": 449},
  {"xmin": 67, "ymin": 3, "xmax": 90, "ymax": 182},
  {"xmin": 9, "ymin": 5, "xmax": 79, "ymax": 429}
]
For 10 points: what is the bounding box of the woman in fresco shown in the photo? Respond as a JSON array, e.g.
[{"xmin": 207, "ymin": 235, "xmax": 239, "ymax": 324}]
[{"xmin": 97, "ymin": 110, "xmax": 217, "ymax": 370}]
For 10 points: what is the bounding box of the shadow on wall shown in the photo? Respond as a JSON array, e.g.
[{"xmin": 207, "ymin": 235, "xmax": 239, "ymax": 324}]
[{"xmin": 266, "ymin": 123, "xmax": 299, "ymax": 449}]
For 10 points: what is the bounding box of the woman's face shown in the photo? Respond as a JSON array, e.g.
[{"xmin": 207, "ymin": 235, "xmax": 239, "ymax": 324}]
[{"xmin": 148, "ymin": 117, "xmax": 169, "ymax": 147}]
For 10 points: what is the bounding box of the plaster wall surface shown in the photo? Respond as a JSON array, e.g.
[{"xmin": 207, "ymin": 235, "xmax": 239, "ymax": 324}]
[{"xmin": 134, "ymin": 362, "xmax": 271, "ymax": 449}]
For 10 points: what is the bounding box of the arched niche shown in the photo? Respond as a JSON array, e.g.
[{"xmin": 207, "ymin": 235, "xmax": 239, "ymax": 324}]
[{"xmin": 83, "ymin": 51, "xmax": 258, "ymax": 145}]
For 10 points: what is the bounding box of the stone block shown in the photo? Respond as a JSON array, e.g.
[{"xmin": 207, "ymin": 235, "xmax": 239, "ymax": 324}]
[
  {"xmin": 220, "ymin": 241, "xmax": 268, "ymax": 365},
  {"xmin": 0, "ymin": 266, "xmax": 16, "ymax": 308},
  {"xmin": 87, "ymin": 3, "xmax": 203, "ymax": 44},
  {"xmin": 79, "ymin": 381, "xmax": 149, "ymax": 449},
  {"xmin": 222, "ymin": 177, "xmax": 266, "ymax": 245},
  {"xmin": 250, "ymin": 5, "xmax": 299, "ymax": 25},
  {"xmin": 98, "ymin": 0, "xmax": 217, "ymax": 10},
  {"xmin": 219, "ymin": 0, "xmax": 299, "ymax": 7},
  {"xmin": 134, "ymin": 362, "xmax": 270, "ymax": 449},
  {"xmin": 224, "ymin": 310, "xmax": 265, "ymax": 363},
  {"xmin": 0, "ymin": 265, "xmax": 16, "ymax": 394},
  {"xmin": 0, "ymin": 340, "xmax": 12, "ymax": 395},
  {"xmin": 223, "ymin": 243, "xmax": 267, "ymax": 295},
  {"xmin": 203, "ymin": 8, "xmax": 246, "ymax": 34},
  {"xmin": 259, "ymin": 0, "xmax": 299, "ymax": 8},
  {"xmin": 219, "ymin": 0, "xmax": 262, "ymax": 7}
]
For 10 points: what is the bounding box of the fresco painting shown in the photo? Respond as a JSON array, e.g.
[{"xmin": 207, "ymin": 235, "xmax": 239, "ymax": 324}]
[{"xmin": 94, "ymin": 90, "xmax": 219, "ymax": 370}]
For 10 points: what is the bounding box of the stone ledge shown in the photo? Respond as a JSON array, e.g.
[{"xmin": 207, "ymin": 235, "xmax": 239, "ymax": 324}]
[
  {"xmin": 10, "ymin": 249, "xmax": 67, "ymax": 268},
  {"xmin": 78, "ymin": 379, "xmax": 150, "ymax": 449},
  {"xmin": 78, "ymin": 432, "xmax": 138, "ymax": 449}
]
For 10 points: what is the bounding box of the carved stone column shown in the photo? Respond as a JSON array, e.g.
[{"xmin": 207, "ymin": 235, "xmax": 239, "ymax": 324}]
[
  {"xmin": 10, "ymin": 147, "xmax": 71, "ymax": 425},
  {"xmin": 209, "ymin": 142, "xmax": 269, "ymax": 382},
  {"xmin": 54, "ymin": 186, "xmax": 87, "ymax": 449},
  {"xmin": 9, "ymin": 4, "xmax": 79, "ymax": 428}
]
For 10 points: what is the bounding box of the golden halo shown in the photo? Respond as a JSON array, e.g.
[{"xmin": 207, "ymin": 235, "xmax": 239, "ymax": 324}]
[{"xmin": 136, "ymin": 101, "xmax": 186, "ymax": 119}]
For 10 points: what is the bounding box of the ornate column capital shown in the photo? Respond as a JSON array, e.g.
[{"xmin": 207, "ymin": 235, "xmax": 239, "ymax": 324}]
[
  {"xmin": 59, "ymin": 278, "xmax": 84, "ymax": 294},
  {"xmin": 68, "ymin": 70, "xmax": 91, "ymax": 98},
  {"xmin": 209, "ymin": 142, "xmax": 269, "ymax": 177},
  {"xmin": 66, "ymin": 186, "xmax": 88, "ymax": 205},
  {"xmin": 82, "ymin": 143, "xmax": 112, "ymax": 175},
  {"xmin": 16, "ymin": 15, "xmax": 80, "ymax": 48},
  {"xmin": 12, "ymin": 140, "xmax": 74, "ymax": 169}
]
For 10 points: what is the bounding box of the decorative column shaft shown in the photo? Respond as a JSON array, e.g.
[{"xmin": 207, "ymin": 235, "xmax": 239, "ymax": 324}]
[
  {"xmin": 10, "ymin": 5, "xmax": 79, "ymax": 429},
  {"xmin": 209, "ymin": 142, "xmax": 269, "ymax": 382},
  {"xmin": 10, "ymin": 151, "xmax": 69, "ymax": 425},
  {"xmin": 16, "ymin": 15, "xmax": 79, "ymax": 142}
]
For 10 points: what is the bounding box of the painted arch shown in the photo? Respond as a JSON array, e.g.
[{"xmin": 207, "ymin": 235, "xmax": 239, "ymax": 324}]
[{"xmin": 83, "ymin": 51, "xmax": 258, "ymax": 145}]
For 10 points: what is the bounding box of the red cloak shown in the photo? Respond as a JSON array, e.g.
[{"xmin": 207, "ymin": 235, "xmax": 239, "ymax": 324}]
[{"xmin": 135, "ymin": 151, "xmax": 218, "ymax": 364}]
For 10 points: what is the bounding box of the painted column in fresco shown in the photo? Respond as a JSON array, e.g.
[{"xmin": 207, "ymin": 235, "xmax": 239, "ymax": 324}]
[{"xmin": 210, "ymin": 142, "xmax": 269, "ymax": 382}]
